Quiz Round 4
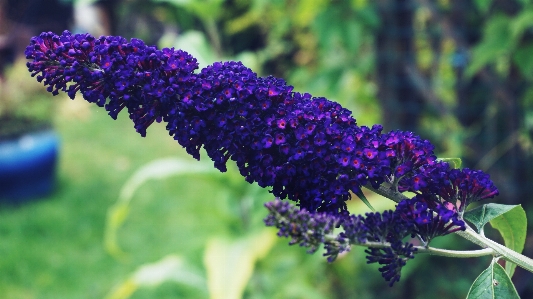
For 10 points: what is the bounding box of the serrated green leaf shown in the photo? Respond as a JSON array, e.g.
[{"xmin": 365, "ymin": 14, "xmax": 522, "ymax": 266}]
[
  {"xmin": 437, "ymin": 157, "xmax": 462, "ymax": 169},
  {"xmin": 466, "ymin": 259, "xmax": 519, "ymax": 299},
  {"xmin": 490, "ymin": 205, "xmax": 527, "ymax": 278},
  {"xmin": 463, "ymin": 203, "xmax": 517, "ymax": 233}
]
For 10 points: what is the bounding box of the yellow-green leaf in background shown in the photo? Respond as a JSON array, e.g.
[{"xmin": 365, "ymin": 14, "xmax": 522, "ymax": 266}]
[
  {"xmin": 204, "ymin": 229, "xmax": 277, "ymax": 299},
  {"xmin": 437, "ymin": 157, "xmax": 462, "ymax": 169},
  {"xmin": 105, "ymin": 255, "xmax": 206, "ymax": 299},
  {"xmin": 104, "ymin": 158, "xmax": 214, "ymax": 259}
]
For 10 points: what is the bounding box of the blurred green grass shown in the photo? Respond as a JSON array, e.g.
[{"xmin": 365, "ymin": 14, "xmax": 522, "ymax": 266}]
[
  {"xmin": 0, "ymin": 98, "xmax": 235, "ymax": 299},
  {"xmin": 0, "ymin": 97, "xmax": 353, "ymax": 299},
  {"xmin": 0, "ymin": 96, "xmax": 484, "ymax": 299}
]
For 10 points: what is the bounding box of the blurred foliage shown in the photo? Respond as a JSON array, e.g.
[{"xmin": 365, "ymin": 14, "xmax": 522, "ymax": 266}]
[
  {"xmin": 3, "ymin": 0, "xmax": 533, "ymax": 298},
  {"xmin": 107, "ymin": 0, "xmax": 533, "ymax": 296},
  {"xmin": 0, "ymin": 58, "xmax": 56, "ymax": 139},
  {"xmin": 111, "ymin": 0, "xmax": 382, "ymax": 126}
]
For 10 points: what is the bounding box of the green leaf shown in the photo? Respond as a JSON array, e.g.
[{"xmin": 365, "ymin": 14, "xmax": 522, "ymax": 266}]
[
  {"xmin": 353, "ymin": 189, "xmax": 375, "ymax": 211},
  {"xmin": 293, "ymin": 0, "xmax": 328, "ymax": 27},
  {"xmin": 104, "ymin": 203, "xmax": 131, "ymax": 258},
  {"xmin": 490, "ymin": 205, "xmax": 527, "ymax": 278},
  {"xmin": 104, "ymin": 158, "xmax": 215, "ymax": 258},
  {"xmin": 171, "ymin": 30, "xmax": 218, "ymax": 69},
  {"xmin": 473, "ymin": 0, "xmax": 493, "ymax": 13},
  {"xmin": 463, "ymin": 203, "xmax": 517, "ymax": 233},
  {"xmin": 204, "ymin": 230, "xmax": 277, "ymax": 299},
  {"xmin": 466, "ymin": 15, "xmax": 512, "ymax": 77},
  {"xmin": 437, "ymin": 157, "xmax": 462, "ymax": 169},
  {"xmin": 155, "ymin": 0, "xmax": 224, "ymax": 21},
  {"xmin": 509, "ymin": 9, "xmax": 533, "ymax": 42},
  {"xmin": 512, "ymin": 43, "xmax": 533, "ymax": 79},
  {"xmin": 466, "ymin": 259, "xmax": 519, "ymax": 299},
  {"xmin": 104, "ymin": 255, "xmax": 206, "ymax": 299}
]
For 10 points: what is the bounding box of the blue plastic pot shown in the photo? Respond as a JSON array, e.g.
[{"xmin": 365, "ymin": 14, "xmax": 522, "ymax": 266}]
[{"xmin": 0, "ymin": 130, "xmax": 60, "ymax": 203}]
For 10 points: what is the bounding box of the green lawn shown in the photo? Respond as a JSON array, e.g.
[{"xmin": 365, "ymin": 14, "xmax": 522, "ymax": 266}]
[
  {"xmin": 0, "ymin": 99, "xmax": 234, "ymax": 298},
  {"xmin": 0, "ymin": 98, "xmax": 344, "ymax": 299}
]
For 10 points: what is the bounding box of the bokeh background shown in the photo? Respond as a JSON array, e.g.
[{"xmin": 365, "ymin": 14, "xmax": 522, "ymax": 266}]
[{"xmin": 1, "ymin": 0, "xmax": 533, "ymax": 298}]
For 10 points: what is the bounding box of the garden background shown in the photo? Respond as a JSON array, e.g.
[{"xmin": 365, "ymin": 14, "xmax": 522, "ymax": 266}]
[{"xmin": 1, "ymin": 0, "xmax": 533, "ymax": 298}]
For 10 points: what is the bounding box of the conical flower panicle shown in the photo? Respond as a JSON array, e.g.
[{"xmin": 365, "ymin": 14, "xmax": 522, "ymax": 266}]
[
  {"xmin": 27, "ymin": 31, "xmax": 502, "ymax": 287},
  {"xmin": 26, "ymin": 31, "xmax": 393, "ymax": 214}
]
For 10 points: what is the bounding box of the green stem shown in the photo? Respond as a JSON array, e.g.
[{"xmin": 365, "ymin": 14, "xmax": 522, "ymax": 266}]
[
  {"xmin": 363, "ymin": 182, "xmax": 408, "ymax": 203},
  {"xmin": 417, "ymin": 246, "xmax": 494, "ymax": 258},
  {"xmin": 349, "ymin": 240, "xmax": 494, "ymax": 258},
  {"xmin": 323, "ymin": 236, "xmax": 495, "ymax": 259},
  {"xmin": 456, "ymin": 225, "xmax": 533, "ymax": 273},
  {"xmin": 365, "ymin": 183, "xmax": 533, "ymax": 274},
  {"xmin": 203, "ymin": 18, "xmax": 222, "ymax": 57}
]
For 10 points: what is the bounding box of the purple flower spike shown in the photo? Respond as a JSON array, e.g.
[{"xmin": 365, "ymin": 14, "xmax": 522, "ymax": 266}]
[
  {"xmin": 27, "ymin": 30, "xmax": 499, "ymax": 218},
  {"xmin": 29, "ymin": 30, "xmax": 505, "ymax": 288},
  {"xmin": 27, "ymin": 31, "xmax": 395, "ymax": 214}
]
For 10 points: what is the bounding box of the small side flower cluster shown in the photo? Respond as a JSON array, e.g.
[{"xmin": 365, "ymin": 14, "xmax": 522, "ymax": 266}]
[
  {"xmin": 378, "ymin": 131, "xmax": 498, "ymax": 215},
  {"xmin": 27, "ymin": 31, "xmax": 499, "ymax": 286},
  {"xmin": 397, "ymin": 161, "xmax": 499, "ymax": 215},
  {"xmin": 395, "ymin": 196, "xmax": 465, "ymax": 243},
  {"xmin": 341, "ymin": 210, "xmax": 417, "ymax": 286},
  {"xmin": 365, "ymin": 242, "xmax": 417, "ymax": 286},
  {"xmin": 429, "ymin": 167, "xmax": 499, "ymax": 214},
  {"xmin": 264, "ymin": 197, "xmax": 466, "ymax": 285},
  {"xmin": 264, "ymin": 199, "xmax": 348, "ymax": 259}
]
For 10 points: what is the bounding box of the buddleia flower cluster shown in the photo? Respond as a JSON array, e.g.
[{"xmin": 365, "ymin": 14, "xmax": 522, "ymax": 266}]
[
  {"xmin": 26, "ymin": 30, "xmax": 499, "ymax": 286},
  {"xmin": 264, "ymin": 196, "xmax": 466, "ymax": 285}
]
